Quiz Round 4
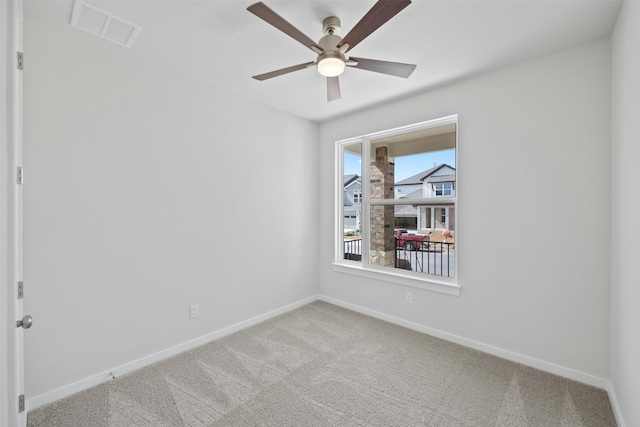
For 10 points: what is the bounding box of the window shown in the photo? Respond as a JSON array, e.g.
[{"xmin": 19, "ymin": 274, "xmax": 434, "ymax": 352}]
[
  {"xmin": 434, "ymin": 182, "xmax": 453, "ymax": 197},
  {"xmin": 336, "ymin": 116, "xmax": 458, "ymax": 295}
]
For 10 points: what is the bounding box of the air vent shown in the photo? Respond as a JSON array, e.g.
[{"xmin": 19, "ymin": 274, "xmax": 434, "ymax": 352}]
[{"xmin": 70, "ymin": 0, "xmax": 141, "ymax": 48}]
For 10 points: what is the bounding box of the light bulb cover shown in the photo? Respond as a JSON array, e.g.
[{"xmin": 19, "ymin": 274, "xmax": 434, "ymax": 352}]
[{"xmin": 317, "ymin": 56, "xmax": 345, "ymax": 77}]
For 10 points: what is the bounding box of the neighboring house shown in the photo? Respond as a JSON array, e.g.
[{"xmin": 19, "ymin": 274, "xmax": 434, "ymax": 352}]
[
  {"xmin": 344, "ymin": 164, "xmax": 455, "ymax": 232},
  {"xmin": 394, "ymin": 164, "xmax": 456, "ymax": 232},
  {"xmin": 343, "ymin": 174, "xmax": 361, "ymax": 231}
]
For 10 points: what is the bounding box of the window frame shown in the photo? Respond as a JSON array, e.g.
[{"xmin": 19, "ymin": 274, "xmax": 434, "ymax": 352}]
[
  {"xmin": 334, "ymin": 115, "xmax": 460, "ymax": 296},
  {"xmin": 434, "ymin": 182, "xmax": 453, "ymax": 197}
]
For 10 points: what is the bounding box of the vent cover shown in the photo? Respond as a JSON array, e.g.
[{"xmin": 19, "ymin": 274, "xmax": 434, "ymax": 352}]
[{"xmin": 70, "ymin": 0, "xmax": 141, "ymax": 48}]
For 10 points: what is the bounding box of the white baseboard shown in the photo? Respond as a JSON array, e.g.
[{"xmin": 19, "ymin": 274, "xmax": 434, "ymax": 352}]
[
  {"xmin": 27, "ymin": 295, "xmax": 318, "ymax": 412},
  {"xmin": 318, "ymin": 295, "xmax": 610, "ymax": 390},
  {"xmin": 606, "ymin": 381, "xmax": 627, "ymax": 427}
]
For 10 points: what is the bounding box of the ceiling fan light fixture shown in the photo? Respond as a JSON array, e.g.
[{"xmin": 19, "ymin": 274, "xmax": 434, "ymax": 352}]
[
  {"xmin": 248, "ymin": 1, "xmax": 417, "ymax": 101},
  {"xmin": 317, "ymin": 56, "xmax": 345, "ymax": 77}
]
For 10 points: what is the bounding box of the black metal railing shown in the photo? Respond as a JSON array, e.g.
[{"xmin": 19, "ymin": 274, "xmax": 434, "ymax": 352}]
[
  {"xmin": 395, "ymin": 241, "xmax": 455, "ymax": 278},
  {"xmin": 343, "ymin": 238, "xmax": 362, "ymax": 261},
  {"xmin": 343, "ymin": 238, "xmax": 455, "ymax": 278}
]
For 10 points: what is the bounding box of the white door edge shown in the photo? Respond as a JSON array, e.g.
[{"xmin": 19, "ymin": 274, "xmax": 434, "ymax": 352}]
[{"xmin": 1, "ymin": 0, "xmax": 25, "ymax": 426}]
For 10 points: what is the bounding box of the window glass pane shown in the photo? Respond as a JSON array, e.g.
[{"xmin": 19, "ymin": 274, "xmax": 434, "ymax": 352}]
[
  {"xmin": 369, "ymin": 205, "xmax": 455, "ymax": 278},
  {"xmin": 342, "ymin": 143, "xmax": 362, "ymax": 262}
]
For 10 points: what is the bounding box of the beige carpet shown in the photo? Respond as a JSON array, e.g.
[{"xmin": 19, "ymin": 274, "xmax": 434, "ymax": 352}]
[{"xmin": 27, "ymin": 301, "xmax": 617, "ymax": 426}]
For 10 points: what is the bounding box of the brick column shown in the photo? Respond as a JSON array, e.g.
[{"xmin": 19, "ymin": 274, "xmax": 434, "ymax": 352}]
[{"xmin": 370, "ymin": 146, "xmax": 395, "ymax": 266}]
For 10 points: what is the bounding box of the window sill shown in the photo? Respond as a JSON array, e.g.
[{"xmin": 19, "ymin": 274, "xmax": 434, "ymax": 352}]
[{"xmin": 331, "ymin": 262, "xmax": 460, "ymax": 296}]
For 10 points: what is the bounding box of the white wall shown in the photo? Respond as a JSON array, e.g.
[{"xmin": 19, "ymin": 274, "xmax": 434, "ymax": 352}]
[
  {"xmin": 23, "ymin": 11, "xmax": 319, "ymax": 401},
  {"xmin": 320, "ymin": 40, "xmax": 611, "ymax": 379},
  {"xmin": 611, "ymin": 1, "xmax": 640, "ymax": 425}
]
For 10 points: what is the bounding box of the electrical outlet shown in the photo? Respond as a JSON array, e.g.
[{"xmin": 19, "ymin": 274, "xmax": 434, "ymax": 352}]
[
  {"xmin": 189, "ymin": 304, "xmax": 199, "ymax": 319},
  {"xmin": 406, "ymin": 292, "xmax": 413, "ymax": 304}
]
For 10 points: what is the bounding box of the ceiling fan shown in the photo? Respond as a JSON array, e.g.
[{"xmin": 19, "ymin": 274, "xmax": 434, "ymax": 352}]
[{"xmin": 247, "ymin": 0, "xmax": 417, "ymax": 102}]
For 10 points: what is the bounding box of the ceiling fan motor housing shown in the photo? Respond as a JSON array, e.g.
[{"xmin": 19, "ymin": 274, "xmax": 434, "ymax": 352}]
[
  {"xmin": 317, "ymin": 33, "xmax": 346, "ymax": 76},
  {"xmin": 322, "ymin": 16, "xmax": 341, "ymax": 35},
  {"xmin": 318, "ymin": 34, "xmax": 344, "ymax": 55},
  {"xmin": 319, "ymin": 17, "xmax": 346, "ymax": 67}
]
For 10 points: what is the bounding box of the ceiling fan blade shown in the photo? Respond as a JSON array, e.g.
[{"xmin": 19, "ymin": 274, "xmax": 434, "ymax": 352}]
[
  {"xmin": 327, "ymin": 76, "xmax": 341, "ymax": 102},
  {"xmin": 347, "ymin": 57, "xmax": 416, "ymax": 78},
  {"xmin": 252, "ymin": 62, "xmax": 315, "ymax": 81},
  {"xmin": 247, "ymin": 2, "xmax": 323, "ymax": 53},
  {"xmin": 338, "ymin": 0, "xmax": 411, "ymax": 53}
]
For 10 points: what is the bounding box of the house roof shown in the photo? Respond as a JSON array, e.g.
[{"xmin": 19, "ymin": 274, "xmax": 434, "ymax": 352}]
[
  {"xmin": 396, "ymin": 189, "xmax": 423, "ymax": 216},
  {"xmin": 395, "ymin": 164, "xmax": 456, "ymax": 186},
  {"xmin": 399, "ymin": 189, "xmax": 424, "ymax": 199},
  {"xmin": 344, "ymin": 174, "xmax": 360, "ymax": 187},
  {"xmin": 426, "ymin": 175, "xmax": 456, "ymax": 183}
]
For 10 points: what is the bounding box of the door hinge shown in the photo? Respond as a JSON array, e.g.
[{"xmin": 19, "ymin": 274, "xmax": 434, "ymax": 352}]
[
  {"xmin": 17, "ymin": 52, "xmax": 23, "ymax": 70},
  {"xmin": 18, "ymin": 281, "xmax": 23, "ymax": 299},
  {"xmin": 18, "ymin": 394, "xmax": 25, "ymax": 413},
  {"xmin": 17, "ymin": 167, "xmax": 23, "ymax": 185}
]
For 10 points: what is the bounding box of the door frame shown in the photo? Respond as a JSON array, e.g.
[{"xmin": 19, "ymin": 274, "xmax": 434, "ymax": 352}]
[{"xmin": 1, "ymin": 0, "xmax": 25, "ymax": 425}]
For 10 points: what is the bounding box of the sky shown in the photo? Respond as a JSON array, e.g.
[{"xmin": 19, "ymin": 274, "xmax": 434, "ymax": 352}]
[{"xmin": 344, "ymin": 149, "xmax": 456, "ymax": 182}]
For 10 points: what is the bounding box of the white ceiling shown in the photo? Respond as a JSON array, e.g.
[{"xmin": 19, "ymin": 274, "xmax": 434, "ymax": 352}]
[{"xmin": 26, "ymin": 0, "xmax": 622, "ymax": 123}]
